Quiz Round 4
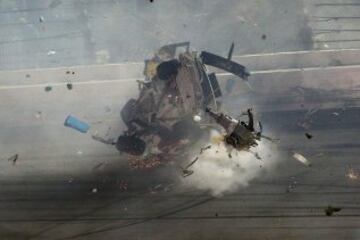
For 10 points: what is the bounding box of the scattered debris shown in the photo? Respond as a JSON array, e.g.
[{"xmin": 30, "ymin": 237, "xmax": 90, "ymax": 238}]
[
  {"xmin": 49, "ymin": 0, "xmax": 62, "ymax": 8},
  {"xmin": 8, "ymin": 154, "xmax": 18, "ymax": 165},
  {"xmin": 293, "ymin": 152, "xmax": 311, "ymax": 167},
  {"xmin": 164, "ymin": 183, "xmax": 174, "ymax": 192},
  {"xmin": 66, "ymin": 83, "xmax": 73, "ymax": 90},
  {"xmin": 67, "ymin": 177, "xmax": 74, "ymax": 183},
  {"xmin": 119, "ymin": 180, "xmax": 128, "ymax": 191},
  {"xmin": 92, "ymin": 162, "xmax": 106, "ymax": 172},
  {"xmin": 35, "ymin": 111, "xmax": 42, "ymax": 119},
  {"xmin": 64, "ymin": 115, "xmax": 90, "ymax": 133},
  {"xmin": 286, "ymin": 185, "xmax": 295, "ymax": 193},
  {"xmin": 305, "ymin": 108, "xmax": 319, "ymax": 117},
  {"xmin": 200, "ymin": 145, "xmax": 211, "ymax": 154},
  {"xmin": 39, "ymin": 16, "xmax": 45, "ymax": 23},
  {"xmin": 182, "ymin": 169, "xmax": 194, "ymax": 177},
  {"xmin": 149, "ymin": 184, "xmax": 163, "ymax": 194},
  {"xmin": 305, "ymin": 133, "xmax": 313, "ymax": 139},
  {"xmin": 298, "ymin": 108, "xmax": 319, "ymax": 129},
  {"xmin": 47, "ymin": 50, "xmax": 56, "ymax": 56},
  {"xmin": 325, "ymin": 206, "xmax": 341, "ymax": 216},
  {"xmin": 91, "ymin": 135, "xmax": 114, "ymax": 145},
  {"xmin": 254, "ymin": 152, "xmax": 261, "ymax": 160},
  {"xmin": 193, "ymin": 115, "xmax": 202, "ymax": 122},
  {"xmin": 346, "ymin": 166, "xmax": 360, "ymax": 180},
  {"xmin": 184, "ymin": 156, "xmax": 199, "ymax": 170},
  {"xmin": 128, "ymin": 156, "xmax": 162, "ymax": 170},
  {"xmin": 44, "ymin": 86, "xmax": 52, "ymax": 92},
  {"xmin": 92, "ymin": 188, "xmax": 98, "ymax": 193}
]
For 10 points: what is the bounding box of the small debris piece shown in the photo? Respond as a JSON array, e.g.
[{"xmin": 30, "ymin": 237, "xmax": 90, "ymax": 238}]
[
  {"xmin": 64, "ymin": 115, "xmax": 90, "ymax": 133},
  {"xmin": 49, "ymin": 0, "xmax": 62, "ymax": 8},
  {"xmin": 35, "ymin": 111, "xmax": 42, "ymax": 119},
  {"xmin": 332, "ymin": 112, "xmax": 339, "ymax": 116},
  {"xmin": 261, "ymin": 34, "xmax": 267, "ymax": 40},
  {"xmin": 215, "ymin": 213, "xmax": 218, "ymax": 217},
  {"xmin": 66, "ymin": 83, "xmax": 73, "ymax": 90},
  {"xmin": 254, "ymin": 152, "xmax": 261, "ymax": 160},
  {"xmin": 293, "ymin": 152, "xmax": 311, "ymax": 167},
  {"xmin": 149, "ymin": 184, "xmax": 162, "ymax": 194},
  {"xmin": 47, "ymin": 50, "xmax": 56, "ymax": 56},
  {"xmin": 72, "ymin": 71, "xmax": 75, "ymax": 75},
  {"xmin": 92, "ymin": 188, "xmax": 98, "ymax": 193},
  {"xmin": 119, "ymin": 180, "xmax": 128, "ymax": 191},
  {"xmin": 184, "ymin": 156, "xmax": 199, "ymax": 169},
  {"xmin": 92, "ymin": 135, "xmax": 114, "ymax": 145},
  {"xmin": 182, "ymin": 169, "xmax": 194, "ymax": 177},
  {"xmin": 325, "ymin": 206, "xmax": 341, "ymax": 216},
  {"xmin": 39, "ymin": 16, "xmax": 45, "ymax": 23},
  {"xmin": 44, "ymin": 86, "xmax": 52, "ymax": 92},
  {"xmin": 305, "ymin": 133, "xmax": 313, "ymax": 139},
  {"xmin": 66, "ymin": 70, "xmax": 70, "ymax": 74},
  {"xmin": 193, "ymin": 115, "xmax": 201, "ymax": 122},
  {"xmin": 200, "ymin": 145, "xmax": 211, "ymax": 154},
  {"xmin": 164, "ymin": 183, "xmax": 174, "ymax": 192},
  {"xmin": 25, "ymin": 74, "xmax": 31, "ymax": 78},
  {"xmin": 228, "ymin": 153, "xmax": 232, "ymax": 158},
  {"xmin": 77, "ymin": 150, "xmax": 83, "ymax": 155},
  {"xmin": 8, "ymin": 154, "xmax": 18, "ymax": 165},
  {"xmin": 92, "ymin": 162, "xmax": 105, "ymax": 172},
  {"xmin": 346, "ymin": 166, "xmax": 360, "ymax": 180}
]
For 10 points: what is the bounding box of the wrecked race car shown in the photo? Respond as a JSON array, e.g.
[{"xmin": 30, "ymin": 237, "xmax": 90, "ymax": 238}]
[{"xmin": 116, "ymin": 42, "xmax": 250, "ymax": 157}]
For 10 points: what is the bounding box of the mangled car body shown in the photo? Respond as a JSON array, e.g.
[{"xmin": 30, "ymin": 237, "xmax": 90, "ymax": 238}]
[{"xmin": 117, "ymin": 42, "xmax": 250, "ymax": 157}]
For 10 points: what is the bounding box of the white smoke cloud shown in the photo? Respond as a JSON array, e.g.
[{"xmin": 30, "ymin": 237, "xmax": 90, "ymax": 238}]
[{"xmin": 181, "ymin": 131, "xmax": 281, "ymax": 196}]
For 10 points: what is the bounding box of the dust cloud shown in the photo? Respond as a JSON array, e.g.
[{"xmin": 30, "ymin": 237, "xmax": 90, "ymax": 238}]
[{"xmin": 181, "ymin": 130, "xmax": 281, "ymax": 196}]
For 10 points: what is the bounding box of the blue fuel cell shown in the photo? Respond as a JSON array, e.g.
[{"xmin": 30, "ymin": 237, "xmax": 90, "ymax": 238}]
[{"xmin": 64, "ymin": 115, "xmax": 90, "ymax": 133}]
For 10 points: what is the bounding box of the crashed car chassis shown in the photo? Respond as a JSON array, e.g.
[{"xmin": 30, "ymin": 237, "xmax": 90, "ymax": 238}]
[{"xmin": 117, "ymin": 42, "xmax": 250, "ymax": 156}]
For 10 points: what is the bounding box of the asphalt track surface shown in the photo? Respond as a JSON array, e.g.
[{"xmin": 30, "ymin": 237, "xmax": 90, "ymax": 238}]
[
  {"xmin": 1, "ymin": 0, "xmax": 360, "ymax": 239},
  {"xmin": 0, "ymin": 73, "xmax": 359, "ymax": 239}
]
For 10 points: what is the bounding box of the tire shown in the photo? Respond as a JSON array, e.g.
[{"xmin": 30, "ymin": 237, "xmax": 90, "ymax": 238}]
[
  {"xmin": 120, "ymin": 99, "xmax": 137, "ymax": 127},
  {"xmin": 115, "ymin": 135, "xmax": 146, "ymax": 156}
]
